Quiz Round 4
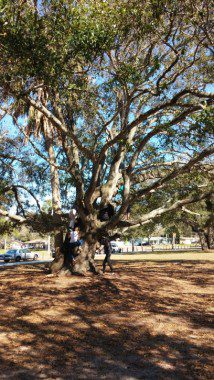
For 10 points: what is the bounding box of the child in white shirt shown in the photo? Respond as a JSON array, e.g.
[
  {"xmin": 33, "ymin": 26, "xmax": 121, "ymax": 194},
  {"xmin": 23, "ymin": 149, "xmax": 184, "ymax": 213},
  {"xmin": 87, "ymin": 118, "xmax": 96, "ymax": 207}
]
[{"xmin": 69, "ymin": 208, "xmax": 77, "ymax": 229}]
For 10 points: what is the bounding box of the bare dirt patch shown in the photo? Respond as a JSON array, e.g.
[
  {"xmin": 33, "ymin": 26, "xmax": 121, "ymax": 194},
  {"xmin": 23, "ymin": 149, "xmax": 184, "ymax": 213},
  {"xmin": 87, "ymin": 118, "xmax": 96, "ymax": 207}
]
[{"xmin": 0, "ymin": 261, "xmax": 213, "ymax": 379}]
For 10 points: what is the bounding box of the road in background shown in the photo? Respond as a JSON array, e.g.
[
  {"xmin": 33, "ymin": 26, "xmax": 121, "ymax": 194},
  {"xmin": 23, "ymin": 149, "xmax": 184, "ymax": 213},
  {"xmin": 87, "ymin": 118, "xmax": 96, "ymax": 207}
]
[
  {"xmin": 0, "ymin": 259, "xmax": 52, "ymax": 268},
  {"xmin": 0, "ymin": 250, "xmax": 213, "ymax": 268}
]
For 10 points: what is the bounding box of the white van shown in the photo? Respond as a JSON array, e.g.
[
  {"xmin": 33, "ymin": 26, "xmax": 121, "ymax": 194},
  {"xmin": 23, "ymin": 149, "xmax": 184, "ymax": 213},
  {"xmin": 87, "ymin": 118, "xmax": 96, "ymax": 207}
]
[{"xmin": 110, "ymin": 241, "xmax": 122, "ymax": 253}]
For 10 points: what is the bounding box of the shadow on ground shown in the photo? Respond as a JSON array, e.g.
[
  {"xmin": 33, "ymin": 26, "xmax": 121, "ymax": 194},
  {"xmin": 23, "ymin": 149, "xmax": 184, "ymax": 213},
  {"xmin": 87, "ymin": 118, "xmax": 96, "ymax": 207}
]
[{"xmin": 0, "ymin": 261, "xmax": 213, "ymax": 379}]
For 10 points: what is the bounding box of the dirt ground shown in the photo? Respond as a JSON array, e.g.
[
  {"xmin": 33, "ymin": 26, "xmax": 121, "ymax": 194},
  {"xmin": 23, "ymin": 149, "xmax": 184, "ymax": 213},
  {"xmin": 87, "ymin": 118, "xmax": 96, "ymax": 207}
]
[{"xmin": 0, "ymin": 260, "xmax": 213, "ymax": 380}]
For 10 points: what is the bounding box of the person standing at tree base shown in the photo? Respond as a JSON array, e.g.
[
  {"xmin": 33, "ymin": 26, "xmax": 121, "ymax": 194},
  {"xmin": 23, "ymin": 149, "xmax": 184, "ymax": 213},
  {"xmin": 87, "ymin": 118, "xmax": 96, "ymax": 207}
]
[{"xmin": 102, "ymin": 238, "xmax": 114, "ymax": 273}]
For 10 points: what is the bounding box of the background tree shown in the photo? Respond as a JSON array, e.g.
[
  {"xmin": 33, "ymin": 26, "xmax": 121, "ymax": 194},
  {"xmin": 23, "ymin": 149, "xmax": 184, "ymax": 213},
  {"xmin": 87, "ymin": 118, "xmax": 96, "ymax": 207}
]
[
  {"xmin": 176, "ymin": 195, "xmax": 214, "ymax": 250},
  {"xmin": 0, "ymin": 0, "xmax": 213, "ymax": 274},
  {"xmin": 144, "ymin": 170, "xmax": 214, "ymax": 250}
]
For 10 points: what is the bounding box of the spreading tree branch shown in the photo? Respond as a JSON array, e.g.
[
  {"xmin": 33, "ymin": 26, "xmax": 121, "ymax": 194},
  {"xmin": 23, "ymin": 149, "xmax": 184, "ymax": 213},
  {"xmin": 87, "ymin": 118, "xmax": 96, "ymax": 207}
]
[{"xmin": 120, "ymin": 190, "xmax": 213, "ymax": 232}]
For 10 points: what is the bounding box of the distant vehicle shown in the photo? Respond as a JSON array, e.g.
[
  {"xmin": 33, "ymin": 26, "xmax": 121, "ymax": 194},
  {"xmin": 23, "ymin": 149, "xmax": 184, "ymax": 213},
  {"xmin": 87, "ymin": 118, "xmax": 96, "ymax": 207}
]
[
  {"xmin": 4, "ymin": 249, "xmax": 38, "ymax": 263},
  {"xmin": 160, "ymin": 240, "xmax": 170, "ymax": 245},
  {"xmin": 141, "ymin": 241, "xmax": 151, "ymax": 246},
  {"xmin": 134, "ymin": 240, "xmax": 151, "ymax": 246},
  {"xmin": 134, "ymin": 240, "xmax": 142, "ymax": 246},
  {"xmin": 110, "ymin": 242, "xmax": 122, "ymax": 253}
]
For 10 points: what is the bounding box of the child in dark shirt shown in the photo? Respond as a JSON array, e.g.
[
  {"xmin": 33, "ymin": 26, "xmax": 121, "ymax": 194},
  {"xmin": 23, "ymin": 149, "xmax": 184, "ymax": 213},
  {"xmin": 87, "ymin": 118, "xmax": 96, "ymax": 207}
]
[{"xmin": 102, "ymin": 238, "xmax": 114, "ymax": 273}]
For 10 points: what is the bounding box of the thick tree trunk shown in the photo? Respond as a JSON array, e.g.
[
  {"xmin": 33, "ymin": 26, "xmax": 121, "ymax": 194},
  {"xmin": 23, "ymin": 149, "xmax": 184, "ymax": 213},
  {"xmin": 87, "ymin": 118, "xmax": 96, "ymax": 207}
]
[
  {"xmin": 206, "ymin": 225, "xmax": 214, "ymax": 249},
  {"xmin": 198, "ymin": 196, "xmax": 214, "ymax": 250},
  {"xmin": 50, "ymin": 216, "xmax": 103, "ymax": 276},
  {"xmin": 50, "ymin": 238, "xmax": 100, "ymax": 276},
  {"xmin": 50, "ymin": 230, "xmax": 64, "ymax": 273},
  {"xmin": 198, "ymin": 230, "xmax": 210, "ymax": 251},
  {"xmin": 72, "ymin": 240, "xmax": 101, "ymax": 275}
]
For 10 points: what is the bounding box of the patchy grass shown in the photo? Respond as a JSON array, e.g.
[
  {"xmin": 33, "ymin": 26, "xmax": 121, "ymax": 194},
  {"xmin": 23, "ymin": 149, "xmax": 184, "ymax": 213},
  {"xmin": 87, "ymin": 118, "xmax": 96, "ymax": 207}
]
[{"xmin": 0, "ymin": 261, "xmax": 213, "ymax": 379}]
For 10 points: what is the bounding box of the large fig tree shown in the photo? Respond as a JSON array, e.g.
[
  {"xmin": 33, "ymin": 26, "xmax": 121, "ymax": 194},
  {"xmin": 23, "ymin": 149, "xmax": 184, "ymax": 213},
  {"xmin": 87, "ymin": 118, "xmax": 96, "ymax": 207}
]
[{"xmin": 0, "ymin": 0, "xmax": 213, "ymax": 274}]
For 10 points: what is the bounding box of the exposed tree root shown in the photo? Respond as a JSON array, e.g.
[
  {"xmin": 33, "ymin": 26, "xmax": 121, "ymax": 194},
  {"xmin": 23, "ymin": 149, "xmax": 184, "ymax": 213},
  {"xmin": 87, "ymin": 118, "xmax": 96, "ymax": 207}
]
[{"xmin": 49, "ymin": 255, "xmax": 64, "ymax": 274}]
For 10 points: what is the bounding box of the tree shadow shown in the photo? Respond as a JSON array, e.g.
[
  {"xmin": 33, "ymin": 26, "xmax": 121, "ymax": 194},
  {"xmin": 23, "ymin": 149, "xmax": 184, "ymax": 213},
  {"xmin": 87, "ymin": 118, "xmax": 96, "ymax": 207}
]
[{"xmin": 0, "ymin": 261, "xmax": 213, "ymax": 379}]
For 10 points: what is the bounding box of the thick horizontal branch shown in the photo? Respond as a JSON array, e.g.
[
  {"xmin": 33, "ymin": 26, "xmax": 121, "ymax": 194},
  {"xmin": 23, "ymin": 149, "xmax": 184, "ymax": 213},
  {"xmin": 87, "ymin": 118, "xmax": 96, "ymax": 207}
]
[
  {"xmin": 0, "ymin": 208, "xmax": 26, "ymax": 223},
  {"xmin": 121, "ymin": 190, "xmax": 213, "ymax": 232},
  {"xmin": 0, "ymin": 209, "xmax": 69, "ymax": 232}
]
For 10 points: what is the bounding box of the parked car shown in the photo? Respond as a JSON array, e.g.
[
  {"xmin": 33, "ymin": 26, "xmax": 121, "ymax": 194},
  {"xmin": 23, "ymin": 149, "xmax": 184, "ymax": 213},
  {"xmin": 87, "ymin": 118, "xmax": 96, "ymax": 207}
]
[
  {"xmin": 4, "ymin": 249, "xmax": 38, "ymax": 263},
  {"xmin": 141, "ymin": 241, "xmax": 151, "ymax": 246},
  {"xmin": 110, "ymin": 242, "xmax": 122, "ymax": 253},
  {"xmin": 135, "ymin": 241, "xmax": 142, "ymax": 246}
]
